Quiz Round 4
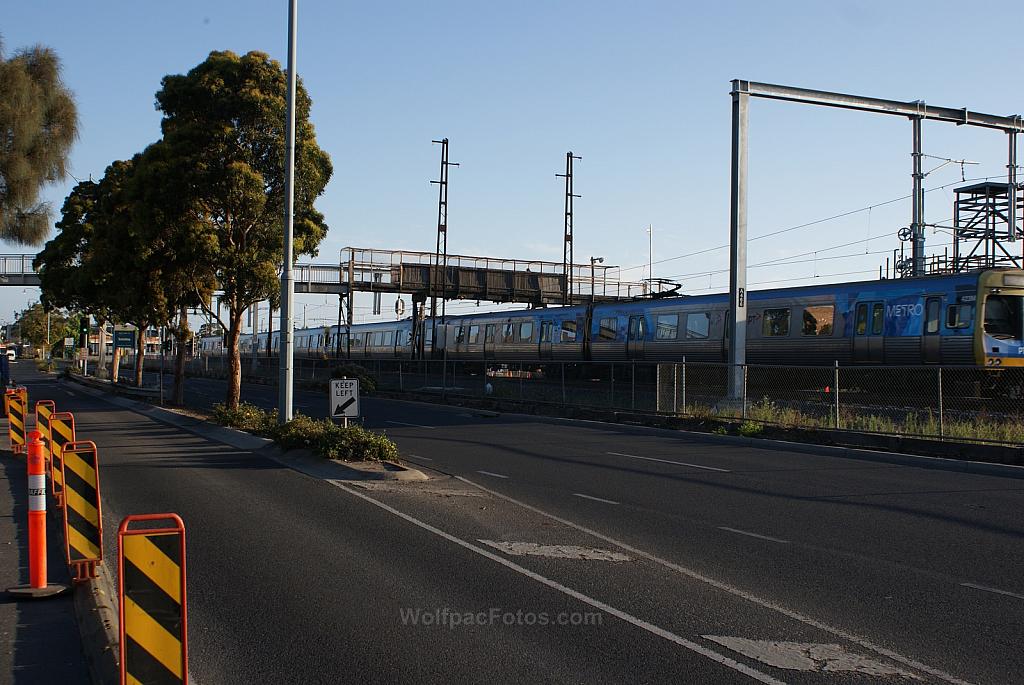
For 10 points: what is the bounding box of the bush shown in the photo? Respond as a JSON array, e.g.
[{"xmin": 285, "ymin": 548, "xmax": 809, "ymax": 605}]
[
  {"xmin": 738, "ymin": 420, "xmax": 764, "ymax": 437},
  {"xmin": 330, "ymin": 363, "xmax": 376, "ymax": 392},
  {"xmin": 210, "ymin": 403, "xmax": 399, "ymax": 461}
]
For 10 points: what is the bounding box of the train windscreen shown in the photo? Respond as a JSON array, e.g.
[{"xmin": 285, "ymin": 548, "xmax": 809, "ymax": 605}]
[{"xmin": 984, "ymin": 295, "xmax": 1024, "ymax": 340}]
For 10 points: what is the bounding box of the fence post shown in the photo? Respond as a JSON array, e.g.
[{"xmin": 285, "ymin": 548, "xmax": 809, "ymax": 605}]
[
  {"xmin": 938, "ymin": 366, "xmax": 944, "ymax": 439},
  {"xmin": 741, "ymin": 364, "xmax": 748, "ymax": 419},
  {"xmin": 399, "ymin": 361, "xmax": 404, "ymax": 391},
  {"xmin": 681, "ymin": 357, "xmax": 686, "ymax": 414},
  {"xmin": 561, "ymin": 362, "xmax": 566, "ymax": 405},
  {"xmin": 834, "ymin": 361, "xmax": 840, "ymax": 430},
  {"xmin": 610, "ymin": 364, "xmax": 615, "ymax": 408},
  {"xmin": 519, "ymin": 362, "xmax": 524, "ymax": 400},
  {"xmin": 631, "ymin": 363, "xmax": 636, "ymax": 410}
]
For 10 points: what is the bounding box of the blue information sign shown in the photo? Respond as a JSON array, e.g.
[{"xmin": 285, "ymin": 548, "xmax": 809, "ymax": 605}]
[{"xmin": 113, "ymin": 330, "xmax": 136, "ymax": 349}]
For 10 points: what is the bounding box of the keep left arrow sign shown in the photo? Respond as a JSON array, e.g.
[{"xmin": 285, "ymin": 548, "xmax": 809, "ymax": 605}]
[{"xmin": 334, "ymin": 397, "xmax": 356, "ymax": 416}]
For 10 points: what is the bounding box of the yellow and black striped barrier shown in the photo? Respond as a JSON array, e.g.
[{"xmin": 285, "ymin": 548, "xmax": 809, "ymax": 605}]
[
  {"xmin": 49, "ymin": 412, "xmax": 76, "ymax": 508},
  {"xmin": 7, "ymin": 392, "xmax": 26, "ymax": 454},
  {"xmin": 35, "ymin": 400, "xmax": 55, "ymax": 467},
  {"xmin": 61, "ymin": 440, "xmax": 103, "ymax": 582},
  {"xmin": 118, "ymin": 514, "xmax": 188, "ymax": 685}
]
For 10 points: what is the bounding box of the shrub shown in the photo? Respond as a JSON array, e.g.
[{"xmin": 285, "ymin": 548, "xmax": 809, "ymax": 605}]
[
  {"xmin": 330, "ymin": 363, "xmax": 376, "ymax": 392},
  {"xmin": 738, "ymin": 420, "xmax": 764, "ymax": 437},
  {"xmin": 211, "ymin": 402, "xmax": 278, "ymax": 436}
]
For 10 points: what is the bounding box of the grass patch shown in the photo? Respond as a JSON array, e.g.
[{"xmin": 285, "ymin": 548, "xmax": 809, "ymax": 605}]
[{"xmin": 211, "ymin": 402, "xmax": 399, "ymax": 461}]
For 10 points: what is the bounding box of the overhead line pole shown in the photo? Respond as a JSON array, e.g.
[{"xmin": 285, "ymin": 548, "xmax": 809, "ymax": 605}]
[
  {"xmin": 556, "ymin": 152, "xmax": 581, "ymax": 304},
  {"xmin": 430, "ymin": 138, "xmax": 458, "ymax": 353},
  {"xmin": 278, "ymin": 0, "xmax": 298, "ymax": 423}
]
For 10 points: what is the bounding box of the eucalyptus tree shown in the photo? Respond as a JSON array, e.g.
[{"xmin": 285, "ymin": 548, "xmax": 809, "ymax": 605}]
[
  {"xmin": 0, "ymin": 39, "xmax": 78, "ymax": 244},
  {"xmin": 155, "ymin": 50, "xmax": 333, "ymax": 409}
]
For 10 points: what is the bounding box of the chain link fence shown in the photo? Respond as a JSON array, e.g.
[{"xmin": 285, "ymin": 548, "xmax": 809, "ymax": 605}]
[{"xmin": 145, "ymin": 354, "xmax": 1024, "ymax": 446}]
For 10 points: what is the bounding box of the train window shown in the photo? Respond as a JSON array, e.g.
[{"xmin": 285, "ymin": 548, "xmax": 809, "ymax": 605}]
[
  {"xmin": 540, "ymin": 322, "xmax": 552, "ymax": 343},
  {"xmin": 871, "ymin": 303, "xmax": 884, "ymax": 335},
  {"xmin": 801, "ymin": 305, "xmax": 834, "ymax": 336},
  {"xmin": 561, "ymin": 321, "xmax": 577, "ymax": 342},
  {"xmin": 352, "ymin": 334, "xmax": 363, "ymax": 347},
  {"xmin": 925, "ymin": 299, "xmax": 941, "ymax": 334},
  {"xmin": 520, "ymin": 321, "xmax": 534, "ymax": 342},
  {"xmin": 855, "ymin": 304, "xmax": 868, "ymax": 335},
  {"xmin": 984, "ymin": 295, "xmax": 1023, "ymax": 339},
  {"xmin": 599, "ymin": 317, "xmax": 617, "ymax": 340},
  {"xmin": 655, "ymin": 314, "xmax": 678, "ymax": 340},
  {"xmin": 503, "ymin": 322, "xmax": 514, "ymax": 342},
  {"xmin": 946, "ymin": 304, "xmax": 972, "ymax": 329},
  {"xmin": 469, "ymin": 325, "xmax": 480, "ymax": 344},
  {"xmin": 455, "ymin": 326, "xmax": 465, "ymax": 345},
  {"xmin": 685, "ymin": 312, "xmax": 710, "ymax": 339},
  {"xmin": 383, "ymin": 331, "xmax": 394, "ymax": 346},
  {"xmin": 485, "ymin": 324, "xmax": 495, "ymax": 343},
  {"xmin": 628, "ymin": 316, "xmax": 645, "ymax": 340},
  {"xmin": 762, "ymin": 309, "xmax": 791, "ymax": 337}
]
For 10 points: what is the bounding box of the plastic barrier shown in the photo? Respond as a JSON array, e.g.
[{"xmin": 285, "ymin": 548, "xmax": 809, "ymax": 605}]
[
  {"xmin": 49, "ymin": 412, "xmax": 76, "ymax": 508},
  {"xmin": 118, "ymin": 514, "xmax": 188, "ymax": 685},
  {"xmin": 35, "ymin": 400, "xmax": 55, "ymax": 468},
  {"xmin": 5, "ymin": 431, "xmax": 67, "ymax": 598},
  {"xmin": 61, "ymin": 440, "xmax": 103, "ymax": 582},
  {"xmin": 3, "ymin": 388, "xmax": 14, "ymax": 418},
  {"xmin": 7, "ymin": 392, "xmax": 26, "ymax": 454}
]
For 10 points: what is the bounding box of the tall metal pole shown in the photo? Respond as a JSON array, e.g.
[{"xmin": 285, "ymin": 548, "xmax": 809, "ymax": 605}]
[
  {"xmin": 911, "ymin": 114, "xmax": 926, "ymax": 275},
  {"xmin": 728, "ymin": 80, "xmax": 749, "ymax": 400},
  {"xmin": 557, "ymin": 152, "xmax": 581, "ymax": 304},
  {"xmin": 429, "ymin": 139, "xmax": 458, "ymax": 351},
  {"xmin": 278, "ymin": 0, "xmax": 298, "ymax": 423},
  {"xmin": 1009, "ymin": 130, "xmax": 1019, "ymax": 246}
]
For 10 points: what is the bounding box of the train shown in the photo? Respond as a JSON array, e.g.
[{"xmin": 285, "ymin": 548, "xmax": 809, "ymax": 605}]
[{"xmin": 199, "ymin": 268, "xmax": 1024, "ymax": 368}]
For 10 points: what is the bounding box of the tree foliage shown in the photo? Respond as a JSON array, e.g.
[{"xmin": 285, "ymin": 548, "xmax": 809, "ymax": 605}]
[
  {"xmin": 0, "ymin": 39, "xmax": 78, "ymax": 244},
  {"xmin": 13, "ymin": 303, "xmax": 76, "ymax": 350},
  {"xmin": 154, "ymin": 50, "xmax": 333, "ymax": 408}
]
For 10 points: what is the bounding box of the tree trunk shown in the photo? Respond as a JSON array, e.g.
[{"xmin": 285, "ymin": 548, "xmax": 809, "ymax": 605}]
[
  {"xmin": 173, "ymin": 306, "xmax": 189, "ymax": 406},
  {"xmin": 134, "ymin": 325, "xmax": 146, "ymax": 387},
  {"xmin": 96, "ymin": 319, "xmax": 107, "ymax": 375},
  {"xmin": 225, "ymin": 314, "xmax": 243, "ymax": 410},
  {"xmin": 111, "ymin": 347, "xmax": 121, "ymax": 384}
]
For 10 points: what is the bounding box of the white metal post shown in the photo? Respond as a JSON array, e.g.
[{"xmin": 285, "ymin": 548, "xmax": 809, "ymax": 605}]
[
  {"xmin": 728, "ymin": 80, "xmax": 749, "ymax": 400},
  {"xmin": 278, "ymin": 0, "xmax": 298, "ymax": 423}
]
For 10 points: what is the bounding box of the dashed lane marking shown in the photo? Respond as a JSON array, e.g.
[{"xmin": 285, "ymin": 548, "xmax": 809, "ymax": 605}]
[
  {"xmin": 607, "ymin": 451, "xmax": 731, "ymax": 472},
  {"xmin": 456, "ymin": 475, "xmax": 973, "ymax": 685},
  {"xmin": 718, "ymin": 527, "xmax": 791, "ymax": 545},
  {"xmin": 329, "ymin": 480, "xmax": 785, "ymax": 685},
  {"xmin": 479, "ymin": 541, "xmax": 631, "ymax": 562},
  {"xmin": 386, "ymin": 420, "xmax": 435, "ymax": 430},
  {"xmin": 960, "ymin": 582, "xmax": 1024, "ymax": 601},
  {"xmin": 477, "ymin": 470, "xmax": 509, "ymax": 479},
  {"xmin": 407, "ymin": 454, "xmax": 433, "ymax": 461},
  {"xmin": 573, "ymin": 493, "xmax": 619, "ymax": 505}
]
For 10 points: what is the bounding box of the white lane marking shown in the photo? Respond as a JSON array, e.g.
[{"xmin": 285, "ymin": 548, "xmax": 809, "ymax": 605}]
[
  {"xmin": 65, "ymin": 390, "xmax": 76, "ymax": 396},
  {"xmin": 961, "ymin": 582, "xmax": 1024, "ymax": 601},
  {"xmin": 456, "ymin": 476, "xmax": 972, "ymax": 685},
  {"xmin": 477, "ymin": 470, "xmax": 509, "ymax": 479},
  {"xmin": 329, "ymin": 480, "xmax": 785, "ymax": 685},
  {"xmin": 607, "ymin": 451, "xmax": 731, "ymax": 472},
  {"xmin": 718, "ymin": 527, "xmax": 791, "ymax": 545},
  {"xmin": 704, "ymin": 637, "xmax": 920, "ymax": 679},
  {"xmin": 479, "ymin": 540, "xmax": 631, "ymax": 562},
  {"xmin": 386, "ymin": 420, "xmax": 435, "ymax": 430},
  {"xmin": 573, "ymin": 493, "xmax": 619, "ymax": 505},
  {"xmin": 407, "ymin": 454, "xmax": 433, "ymax": 461}
]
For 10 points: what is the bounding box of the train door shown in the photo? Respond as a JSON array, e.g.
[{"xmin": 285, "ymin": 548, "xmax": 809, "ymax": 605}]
[
  {"xmin": 483, "ymin": 324, "xmax": 496, "ymax": 360},
  {"xmin": 539, "ymin": 321, "xmax": 554, "ymax": 360},
  {"xmin": 626, "ymin": 315, "xmax": 646, "ymax": 360},
  {"xmin": 922, "ymin": 296, "xmax": 942, "ymax": 363},
  {"xmin": 853, "ymin": 301, "xmax": 884, "ymax": 363}
]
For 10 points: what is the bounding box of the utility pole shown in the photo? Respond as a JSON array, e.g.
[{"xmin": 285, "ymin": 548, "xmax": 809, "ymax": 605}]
[
  {"xmin": 429, "ymin": 138, "xmax": 458, "ymax": 352},
  {"xmin": 278, "ymin": 0, "xmax": 298, "ymax": 423},
  {"xmin": 646, "ymin": 224, "xmax": 653, "ymax": 293},
  {"xmin": 556, "ymin": 152, "xmax": 582, "ymax": 304}
]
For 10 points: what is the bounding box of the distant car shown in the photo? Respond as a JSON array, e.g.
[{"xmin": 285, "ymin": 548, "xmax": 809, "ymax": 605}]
[{"xmin": 6, "ymin": 348, "xmax": 15, "ymax": 362}]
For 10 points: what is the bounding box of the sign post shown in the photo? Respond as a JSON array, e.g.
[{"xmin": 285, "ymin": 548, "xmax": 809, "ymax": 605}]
[{"xmin": 330, "ymin": 378, "xmax": 360, "ymax": 427}]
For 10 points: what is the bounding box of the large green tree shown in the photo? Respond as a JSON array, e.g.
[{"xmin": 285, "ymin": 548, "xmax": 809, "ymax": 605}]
[
  {"xmin": 13, "ymin": 303, "xmax": 76, "ymax": 351},
  {"xmin": 0, "ymin": 39, "xmax": 78, "ymax": 244},
  {"xmin": 155, "ymin": 50, "xmax": 333, "ymax": 409}
]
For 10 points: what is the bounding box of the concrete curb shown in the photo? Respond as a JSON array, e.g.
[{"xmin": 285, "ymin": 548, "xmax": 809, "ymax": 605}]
[{"xmin": 73, "ymin": 563, "xmax": 120, "ymax": 685}]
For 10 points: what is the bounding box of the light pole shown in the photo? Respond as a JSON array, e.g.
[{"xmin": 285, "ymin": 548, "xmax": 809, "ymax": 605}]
[{"xmin": 589, "ymin": 257, "xmax": 604, "ymax": 301}]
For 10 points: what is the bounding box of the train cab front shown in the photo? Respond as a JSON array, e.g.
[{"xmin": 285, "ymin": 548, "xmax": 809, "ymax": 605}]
[{"xmin": 978, "ymin": 270, "xmax": 1024, "ymax": 367}]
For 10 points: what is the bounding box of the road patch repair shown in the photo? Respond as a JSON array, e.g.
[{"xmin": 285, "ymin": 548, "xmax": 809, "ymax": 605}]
[
  {"xmin": 479, "ymin": 540, "xmax": 631, "ymax": 561},
  {"xmin": 703, "ymin": 636, "xmax": 922, "ymax": 679}
]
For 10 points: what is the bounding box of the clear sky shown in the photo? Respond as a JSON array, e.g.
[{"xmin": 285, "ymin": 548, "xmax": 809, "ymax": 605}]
[{"xmin": 3, "ymin": 1, "xmax": 1021, "ymax": 331}]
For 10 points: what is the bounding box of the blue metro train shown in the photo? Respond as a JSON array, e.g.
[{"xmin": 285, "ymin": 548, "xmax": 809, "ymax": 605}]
[{"xmin": 200, "ymin": 268, "xmax": 1024, "ymax": 368}]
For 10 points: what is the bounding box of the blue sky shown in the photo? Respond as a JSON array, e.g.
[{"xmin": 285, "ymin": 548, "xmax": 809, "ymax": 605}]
[{"xmin": 4, "ymin": 1, "xmax": 1021, "ymax": 330}]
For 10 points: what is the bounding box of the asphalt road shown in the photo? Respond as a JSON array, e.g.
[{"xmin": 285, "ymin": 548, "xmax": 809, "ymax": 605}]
[{"xmin": 18, "ymin": 365, "xmax": 1024, "ymax": 684}]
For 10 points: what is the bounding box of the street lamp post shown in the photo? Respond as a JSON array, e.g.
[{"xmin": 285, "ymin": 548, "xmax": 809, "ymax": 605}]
[{"xmin": 589, "ymin": 256, "xmax": 604, "ymax": 301}]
